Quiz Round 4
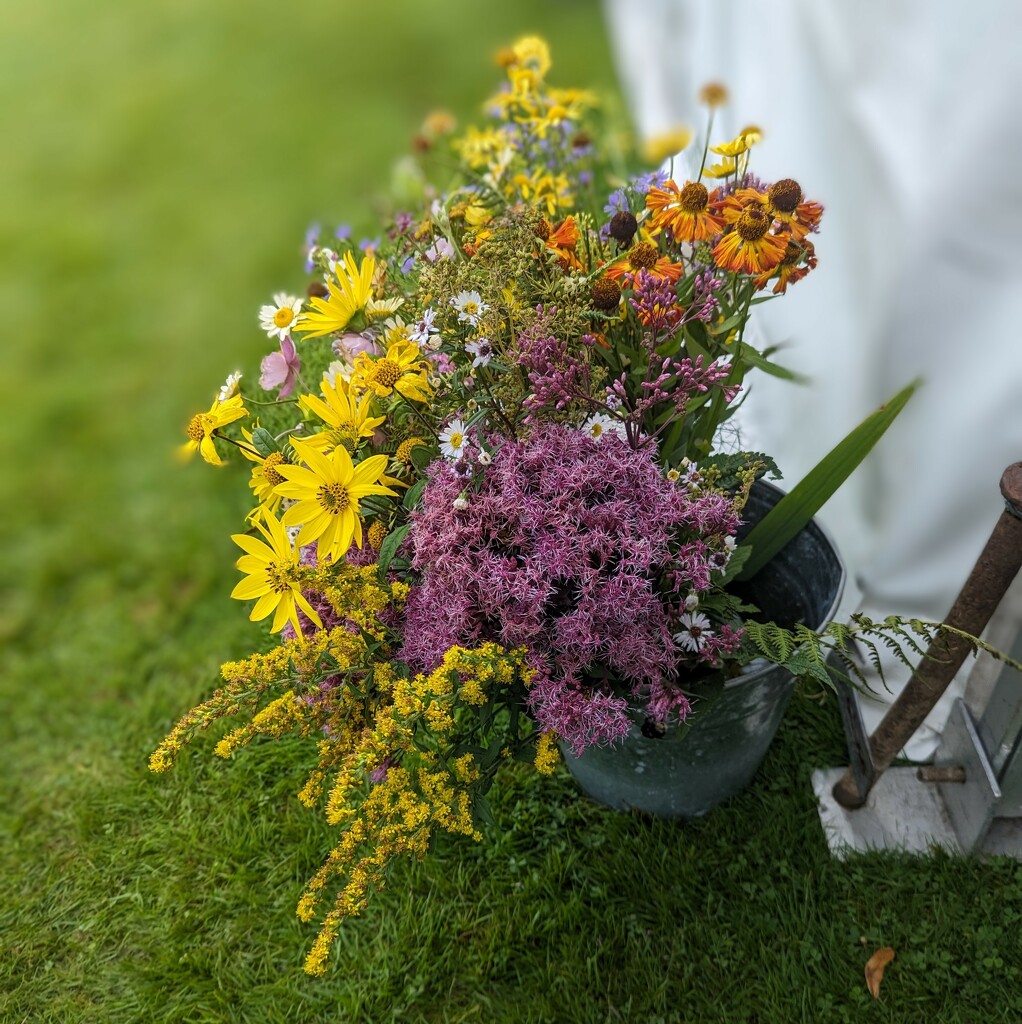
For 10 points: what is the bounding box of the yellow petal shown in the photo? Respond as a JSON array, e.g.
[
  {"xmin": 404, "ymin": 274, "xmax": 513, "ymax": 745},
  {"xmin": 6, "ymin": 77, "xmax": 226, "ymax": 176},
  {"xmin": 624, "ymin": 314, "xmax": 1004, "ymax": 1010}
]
[
  {"xmin": 231, "ymin": 533, "xmax": 274, "ymax": 560},
  {"xmin": 250, "ymin": 591, "xmax": 279, "ymax": 621},
  {"xmin": 231, "ymin": 574, "xmax": 272, "ymax": 600},
  {"xmin": 294, "ymin": 590, "xmax": 323, "ymax": 629}
]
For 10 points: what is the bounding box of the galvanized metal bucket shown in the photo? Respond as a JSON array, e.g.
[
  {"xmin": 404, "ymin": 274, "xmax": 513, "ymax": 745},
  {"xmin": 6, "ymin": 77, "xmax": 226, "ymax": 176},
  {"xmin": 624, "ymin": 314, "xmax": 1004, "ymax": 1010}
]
[{"xmin": 561, "ymin": 480, "xmax": 845, "ymax": 818}]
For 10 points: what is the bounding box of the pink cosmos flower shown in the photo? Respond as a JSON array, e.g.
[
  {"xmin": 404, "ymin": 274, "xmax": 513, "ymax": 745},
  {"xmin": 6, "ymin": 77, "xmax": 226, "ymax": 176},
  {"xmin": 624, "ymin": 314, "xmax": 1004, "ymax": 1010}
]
[{"xmin": 259, "ymin": 336, "xmax": 301, "ymax": 398}]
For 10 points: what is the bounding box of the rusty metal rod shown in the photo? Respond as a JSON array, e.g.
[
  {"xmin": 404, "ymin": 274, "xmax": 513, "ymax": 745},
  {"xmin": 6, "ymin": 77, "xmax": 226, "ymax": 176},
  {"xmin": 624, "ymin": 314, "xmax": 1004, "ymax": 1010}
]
[{"xmin": 832, "ymin": 462, "xmax": 1022, "ymax": 809}]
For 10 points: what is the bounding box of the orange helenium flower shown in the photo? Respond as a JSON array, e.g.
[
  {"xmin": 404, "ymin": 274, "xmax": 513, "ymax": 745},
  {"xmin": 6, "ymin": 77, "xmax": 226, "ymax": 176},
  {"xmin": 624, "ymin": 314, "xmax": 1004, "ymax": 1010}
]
[
  {"xmin": 544, "ymin": 215, "xmax": 583, "ymax": 271},
  {"xmin": 754, "ymin": 238, "xmax": 818, "ymax": 294},
  {"xmin": 712, "ymin": 200, "xmax": 786, "ymax": 275},
  {"xmin": 646, "ymin": 180, "xmax": 725, "ymax": 243}
]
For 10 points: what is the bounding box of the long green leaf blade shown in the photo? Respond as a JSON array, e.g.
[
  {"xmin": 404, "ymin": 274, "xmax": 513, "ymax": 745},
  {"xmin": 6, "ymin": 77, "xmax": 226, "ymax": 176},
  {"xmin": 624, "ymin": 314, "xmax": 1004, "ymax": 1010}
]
[{"xmin": 736, "ymin": 379, "xmax": 921, "ymax": 580}]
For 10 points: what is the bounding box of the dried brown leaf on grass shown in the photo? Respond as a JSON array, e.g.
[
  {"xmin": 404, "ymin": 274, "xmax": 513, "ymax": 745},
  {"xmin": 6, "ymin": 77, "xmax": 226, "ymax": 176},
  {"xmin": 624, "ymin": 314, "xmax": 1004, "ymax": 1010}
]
[{"xmin": 865, "ymin": 946, "xmax": 896, "ymax": 998}]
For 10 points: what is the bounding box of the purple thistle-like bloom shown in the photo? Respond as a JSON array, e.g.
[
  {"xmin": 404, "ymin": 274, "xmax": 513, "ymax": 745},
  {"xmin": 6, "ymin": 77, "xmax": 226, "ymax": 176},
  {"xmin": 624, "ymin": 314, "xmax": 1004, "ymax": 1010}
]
[
  {"xmin": 259, "ymin": 336, "xmax": 301, "ymax": 399},
  {"xmin": 398, "ymin": 424, "xmax": 743, "ymax": 755},
  {"xmin": 516, "ymin": 306, "xmax": 591, "ymax": 419}
]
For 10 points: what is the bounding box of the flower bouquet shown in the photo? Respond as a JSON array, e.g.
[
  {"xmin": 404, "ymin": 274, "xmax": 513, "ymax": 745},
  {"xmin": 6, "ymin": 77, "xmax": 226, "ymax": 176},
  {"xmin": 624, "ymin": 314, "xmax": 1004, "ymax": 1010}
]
[{"xmin": 154, "ymin": 38, "xmax": 925, "ymax": 974}]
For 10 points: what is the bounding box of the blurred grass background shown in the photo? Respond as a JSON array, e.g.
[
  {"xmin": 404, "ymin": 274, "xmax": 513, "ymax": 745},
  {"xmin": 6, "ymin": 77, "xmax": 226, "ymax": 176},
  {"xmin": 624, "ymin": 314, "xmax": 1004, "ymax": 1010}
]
[{"xmin": 3, "ymin": 2, "xmax": 1022, "ymax": 1022}]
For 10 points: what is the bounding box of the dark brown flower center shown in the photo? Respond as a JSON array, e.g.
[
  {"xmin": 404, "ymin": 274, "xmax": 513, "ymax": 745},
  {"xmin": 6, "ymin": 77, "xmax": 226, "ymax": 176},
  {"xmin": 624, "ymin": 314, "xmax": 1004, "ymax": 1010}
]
[
  {"xmin": 629, "ymin": 241, "xmax": 658, "ymax": 269},
  {"xmin": 591, "ymin": 277, "xmax": 622, "ymax": 310},
  {"xmin": 679, "ymin": 182, "xmax": 709, "ymax": 213},
  {"xmin": 534, "ymin": 218, "xmax": 552, "ymax": 241},
  {"xmin": 608, "ymin": 210, "xmax": 638, "ymax": 245},
  {"xmin": 767, "ymin": 178, "xmax": 802, "ymax": 214},
  {"xmin": 736, "ymin": 206, "xmax": 771, "ymax": 242},
  {"xmin": 780, "ymin": 240, "xmax": 804, "ymax": 266}
]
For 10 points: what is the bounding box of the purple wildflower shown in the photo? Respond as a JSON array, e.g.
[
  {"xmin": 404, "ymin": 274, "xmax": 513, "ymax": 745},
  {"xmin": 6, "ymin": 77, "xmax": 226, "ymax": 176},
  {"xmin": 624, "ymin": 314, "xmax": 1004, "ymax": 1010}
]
[{"xmin": 398, "ymin": 424, "xmax": 743, "ymax": 755}]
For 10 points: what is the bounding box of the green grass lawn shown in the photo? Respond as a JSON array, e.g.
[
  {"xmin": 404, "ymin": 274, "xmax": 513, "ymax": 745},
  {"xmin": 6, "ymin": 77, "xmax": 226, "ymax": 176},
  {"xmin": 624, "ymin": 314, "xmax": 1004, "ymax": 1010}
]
[{"xmin": 4, "ymin": 2, "xmax": 1022, "ymax": 1021}]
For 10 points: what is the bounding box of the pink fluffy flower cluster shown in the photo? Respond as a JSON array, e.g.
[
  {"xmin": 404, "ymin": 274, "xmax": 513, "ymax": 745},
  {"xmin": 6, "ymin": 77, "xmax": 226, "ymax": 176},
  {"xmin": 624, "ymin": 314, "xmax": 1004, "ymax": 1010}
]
[{"xmin": 399, "ymin": 424, "xmax": 743, "ymax": 755}]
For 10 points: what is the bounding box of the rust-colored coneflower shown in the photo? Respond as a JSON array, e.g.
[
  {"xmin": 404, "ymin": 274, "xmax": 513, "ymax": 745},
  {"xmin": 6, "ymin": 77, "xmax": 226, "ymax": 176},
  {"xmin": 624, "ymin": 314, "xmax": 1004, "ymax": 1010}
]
[
  {"xmin": 646, "ymin": 179, "xmax": 725, "ymax": 243},
  {"xmin": 712, "ymin": 202, "xmax": 787, "ymax": 275}
]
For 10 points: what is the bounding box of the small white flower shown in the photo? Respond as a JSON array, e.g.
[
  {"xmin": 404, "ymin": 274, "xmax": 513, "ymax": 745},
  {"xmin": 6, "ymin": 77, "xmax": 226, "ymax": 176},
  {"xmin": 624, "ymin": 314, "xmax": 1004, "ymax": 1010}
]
[
  {"xmin": 439, "ymin": 418, "xmax": 469, "ymax": 461},
  {"xmin": 674, "ymin": 612, "xmax": 715, "ymax": 653},
  {"xmin": 259, "ymin": 293, "xmax": 303, "ymax": 341},
  {"xmin": 582, "ymin": 413, "xmax": 626, "ymax": 442},
  {"xmin": 453, "ymin": 495, "xmax": 469, "ymax": 510},
  {"xmin": 666, "ymin": 468, "xmax": 681, "ymax": 483},
  {"xmin": 218, "ymin": 370, "xmax": 242, "ymax": 401},
  {"xmin": 465, "ymin": 336, "xmax": 494, "ymax": 368},
  {"xmin": 408, "ymin": 307, "xmax": 440, "ymax": 345},
  {"xmin": 684, "ymin": 593, "xmax": 700, "ymax": 611},
  {"xmin": 451, "ymin": 290, "xmax": 488, "ymax": 326},
  {"xmin": 604, "ymin": 391, "xmax": 623, "ymax": 411},
  {"xmin": 478, "ymin": 450, "xmax": 492, "ymax": 466},
  {"xmin": 724, "ymin": 536, "xmax": 737, "ymax": 553}
]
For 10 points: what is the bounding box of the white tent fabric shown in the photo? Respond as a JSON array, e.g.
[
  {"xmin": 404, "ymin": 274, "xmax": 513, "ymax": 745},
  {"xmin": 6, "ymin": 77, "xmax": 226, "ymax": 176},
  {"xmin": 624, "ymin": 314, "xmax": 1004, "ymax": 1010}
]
[{"xmin": 603, "ymin": 0, "xmax": 1022, "ymax": 757}]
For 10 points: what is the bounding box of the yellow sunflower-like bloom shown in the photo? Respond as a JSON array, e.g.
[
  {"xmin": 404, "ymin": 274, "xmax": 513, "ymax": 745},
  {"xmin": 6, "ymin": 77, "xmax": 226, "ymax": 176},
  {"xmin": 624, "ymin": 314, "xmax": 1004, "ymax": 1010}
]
[
  {"xmin": 299, "ymin": 377, "xmax": 385, "ymax": 454},
  {"xmin": 275, "ymin": 437, "xmax": 397, "ymax": 564},
  {"xmin": 230, "ymin": 511, "xmax": 322, "ymax": 634},
  {"xmin": 180, "ymin": 393, "xmax": 247, "ymax": 466},
  {"xmin": 296, "ymin": 252, "xmax": 379, "ymax": 339},
  {"xmin": 240, "ymin": 427, "xmax": 289, "ymax": 517},
  {"xmin": 511, "ymin": 35, "xmax": 551, "ymax": 78},
  {"xmin": 350, "ymin": 339, "xmax": 432, "ymax": 404}
]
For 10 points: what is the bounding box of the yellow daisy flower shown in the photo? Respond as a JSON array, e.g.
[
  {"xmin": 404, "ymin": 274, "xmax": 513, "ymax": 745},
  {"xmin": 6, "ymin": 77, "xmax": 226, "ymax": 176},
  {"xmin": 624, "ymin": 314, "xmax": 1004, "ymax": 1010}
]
[
  {"xmin": 230, "ymin": 511, "xmax": 322, "ymax": 635},
  {"xmin": 295, "ymin": 252, "xmax": 376, "ymax": 339},
  {"xmin": 275, "ymin": 438, "xmax": 397, "ymax": 564},
  {"xmin": 240, "ymin": 427, "xmax": 290, "ymax": 517},
  {"xmin": 298, "ymin": 376, "xmax": 385, "ymax": 454},
  {"xmin": 350, "ymin": 339, "xmax": 432, "ymax": 404},
  {"xmin": 180, "ymin": 393, "xmax": 247, "ymax": 466}
]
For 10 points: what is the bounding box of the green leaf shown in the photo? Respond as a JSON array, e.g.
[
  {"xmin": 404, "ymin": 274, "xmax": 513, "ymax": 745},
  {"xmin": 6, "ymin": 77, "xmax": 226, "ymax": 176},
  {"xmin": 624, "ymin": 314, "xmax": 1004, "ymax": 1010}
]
[
  {"xmin": 737, "ymin": 379, "xmax": 921, "ymax": 580},
  {"xmin": 250, "ymin": 427, "xmax": 280, "ymax": 458},
  {"xmin": 402, "ymin": 478, "xmax": 427, "ymax": 510},
  {"xmin": 739, "ymin": 343, "xmax": 808, "ymax": 383},
  {"xmin": 410, "ymin": 444, "xmax": 435, "ymax": 472},
  {"xmin": 377, "ymin": 524, "xmax": 411, "ymax": 580}
]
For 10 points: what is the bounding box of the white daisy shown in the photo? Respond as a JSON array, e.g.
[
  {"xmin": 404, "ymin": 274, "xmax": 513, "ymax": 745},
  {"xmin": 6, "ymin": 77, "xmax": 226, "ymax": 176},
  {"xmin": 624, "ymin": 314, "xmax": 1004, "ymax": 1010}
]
[
  {"xmin": 439, "ymin": 418, "xmax": 469, "ymax": 461},
  {"xmin": 259, "ymin": 293, "xmax": 303, "ymax": 341},
  {"xmin": 218, "ymin": 370, "xmax": 242, "ymax": 401},
  {"xmin": 451, "ymin": 290, "xmax": 488, "ymax": 326},
  {"xmin": 408, "ymin": 307, "xmax": 440, "ymax": 346},
  {"xmin": 465, "ymin": 337, "xmax": 494, "ymax": 368},
  {"xmin": 674, "ymin": 612, "xmax": 715, "ymax": 653},
  {"xmin": 582, "ymin": 413, "xmax": 626, "ymax": 441}
]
